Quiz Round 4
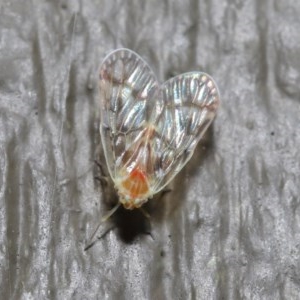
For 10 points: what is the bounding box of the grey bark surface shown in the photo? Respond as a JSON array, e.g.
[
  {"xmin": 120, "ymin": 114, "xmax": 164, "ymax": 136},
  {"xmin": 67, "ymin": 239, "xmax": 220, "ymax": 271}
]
[{"xmin": 0, "ymin": 0, "xmax": 300, "ymax": 299}]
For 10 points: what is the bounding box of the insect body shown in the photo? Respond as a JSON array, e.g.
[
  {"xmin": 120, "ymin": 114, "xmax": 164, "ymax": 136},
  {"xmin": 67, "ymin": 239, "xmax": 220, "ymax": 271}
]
[{"xmin": 99, "ymin": 49, "xmax": 220, "ymax": 210}]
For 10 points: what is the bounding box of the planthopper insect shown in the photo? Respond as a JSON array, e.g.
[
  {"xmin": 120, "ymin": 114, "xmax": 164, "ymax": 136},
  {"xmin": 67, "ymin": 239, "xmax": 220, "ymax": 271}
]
[{"xmin": 99, "ymin": 48, "xmax": 220, "ymax": 212}]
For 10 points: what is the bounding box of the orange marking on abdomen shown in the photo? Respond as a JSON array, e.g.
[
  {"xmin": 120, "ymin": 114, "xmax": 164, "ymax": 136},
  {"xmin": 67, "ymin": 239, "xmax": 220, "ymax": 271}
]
[{"xmin": 121, "ymin": 167, "xmax": 149, "ymax": 198}]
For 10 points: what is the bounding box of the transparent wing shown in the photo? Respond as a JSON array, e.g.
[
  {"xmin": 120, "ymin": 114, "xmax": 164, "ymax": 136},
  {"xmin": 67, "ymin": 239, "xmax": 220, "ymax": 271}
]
[
  {"xmin": 99, "ymin": 49, "xmax": 159, "ymax": 180},
  {"xmin": 99, "ymin": 49, "xmax": 220, "ymax": 197},
  {"xmin": 149, "ymin": 72, "xmax": 220, "ymax": 192}
]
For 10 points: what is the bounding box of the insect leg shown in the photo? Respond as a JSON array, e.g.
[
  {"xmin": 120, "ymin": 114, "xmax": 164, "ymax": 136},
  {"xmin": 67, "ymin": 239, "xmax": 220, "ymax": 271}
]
[{"xmin": 94, "ymin": 160, "xmax": 109, "ymax": 185}]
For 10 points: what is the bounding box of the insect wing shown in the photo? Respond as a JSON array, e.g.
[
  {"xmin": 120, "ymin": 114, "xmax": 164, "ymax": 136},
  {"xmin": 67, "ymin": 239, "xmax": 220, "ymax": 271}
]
[
  {"xmin": 150, "ymin": 72, "xmax": 220, "ymax": 192},
  {"xmin": 99, "ymin": 49, "xmax": 159, "ymax": 180}
]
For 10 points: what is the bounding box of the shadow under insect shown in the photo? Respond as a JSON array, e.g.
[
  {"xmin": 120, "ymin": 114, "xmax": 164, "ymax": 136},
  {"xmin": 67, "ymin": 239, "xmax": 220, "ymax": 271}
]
[{"xmin": 111, "ymin": 205, "xmax": 152, "ymax": 243}]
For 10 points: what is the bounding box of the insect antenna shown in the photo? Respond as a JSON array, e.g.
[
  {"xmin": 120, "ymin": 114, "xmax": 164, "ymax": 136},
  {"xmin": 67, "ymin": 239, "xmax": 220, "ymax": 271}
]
[
  {"xmin": 139, "ymin": 207, "xmax": 151, "ymax": 219},
  {"xmin": 84, "ymin": 202, "xmax": 121, "ymax": 251}
]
